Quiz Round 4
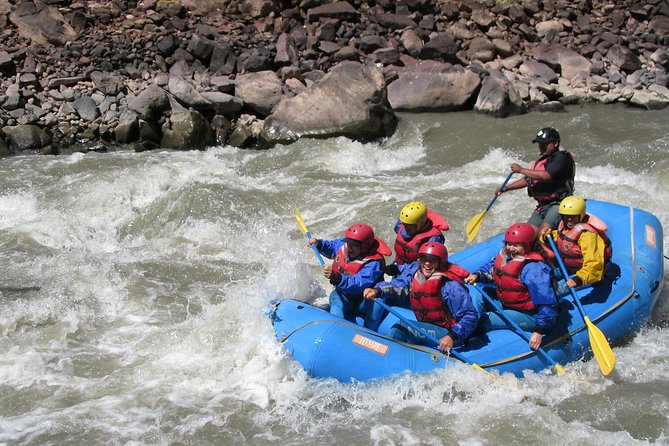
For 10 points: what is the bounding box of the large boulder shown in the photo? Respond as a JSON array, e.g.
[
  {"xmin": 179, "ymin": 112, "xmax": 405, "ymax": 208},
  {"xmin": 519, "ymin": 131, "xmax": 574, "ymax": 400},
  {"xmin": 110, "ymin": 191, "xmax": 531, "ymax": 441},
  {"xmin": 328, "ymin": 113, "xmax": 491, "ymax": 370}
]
[
  {"xmin": 161, "ymin": 98, "xmax": 215, "ymax": 150},
  {"xmin": 2, "ymin": 124, "xmax": 52, "ymax": 152},
  {"xmin": 128, "ymin": 85, "xmax": 170, "ymax": 121},
  {"xmin": 607, "ymin": 45, "xmax": 642, "ymax": 73},
  {"xmin": 168, "ymin": 76, "xmax": 211, "ymax": 110},
  {"xmin": 234, "ymin": 71, "xmax": 285, "ymax": 117},
  {"xmin": 9, "ymin": 1, "xmax": 77, "ymax": 46},
  {"xmin": 387, "ymin": 63, "xmax": 481, "ymax": 111},
  {"xmin": 474, "ymin": 70, "xmax": 526, "ymax": 117},
  {"xmin": 260, "ymin": 62, "xmax": 397, "ymax": 147},
  {"xmin": 532, "ymin": 44, "xmax": 592, "ymax": 82}
]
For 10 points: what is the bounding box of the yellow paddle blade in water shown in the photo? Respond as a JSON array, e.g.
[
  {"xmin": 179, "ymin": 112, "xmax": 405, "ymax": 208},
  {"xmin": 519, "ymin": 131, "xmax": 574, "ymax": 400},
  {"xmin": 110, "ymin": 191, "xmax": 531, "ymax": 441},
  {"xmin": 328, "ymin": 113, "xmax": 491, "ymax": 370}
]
[
  {"xmin": 465, "ymin": 210, "xmax": 487, "ymax": 242},
  {"xmin": 472, "ymin": 363, "xmax": 496, "ymax": 378},
  {"xmin": 584, "ymin": 316, "xmax": 616, "ymax": 376},
  {"xmin": 294, "ymin": 207, "xmax": 309, "ymax": 235}
]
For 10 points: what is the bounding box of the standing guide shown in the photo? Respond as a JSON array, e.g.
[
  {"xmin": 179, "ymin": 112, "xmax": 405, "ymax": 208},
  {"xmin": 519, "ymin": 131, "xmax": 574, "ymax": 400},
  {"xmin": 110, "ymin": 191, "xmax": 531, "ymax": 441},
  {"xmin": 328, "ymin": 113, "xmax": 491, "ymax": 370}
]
[{"xmin": 497, "ymin": 127, "xmax": 576, "ymax": 233}]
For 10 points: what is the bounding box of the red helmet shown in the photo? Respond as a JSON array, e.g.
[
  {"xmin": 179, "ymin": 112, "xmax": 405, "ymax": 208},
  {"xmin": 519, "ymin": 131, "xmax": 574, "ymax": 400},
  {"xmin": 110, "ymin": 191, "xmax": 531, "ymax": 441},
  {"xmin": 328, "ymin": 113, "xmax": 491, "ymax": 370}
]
[
  {"xmin": 345, "ymin": 223, "xmax": 375, "ymax": 250},
  {"xmin": 504, "ymin": 223, "xmax": 536, "ymax": 248},
  {"xmin": 418, "ymin": 241, "xmax": 448, "ymax": 264}
]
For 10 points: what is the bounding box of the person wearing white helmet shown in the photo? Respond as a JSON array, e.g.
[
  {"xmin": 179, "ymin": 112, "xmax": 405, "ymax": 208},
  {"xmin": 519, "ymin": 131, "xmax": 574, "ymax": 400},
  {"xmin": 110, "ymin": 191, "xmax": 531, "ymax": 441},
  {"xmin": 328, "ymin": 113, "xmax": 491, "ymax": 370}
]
[{"xmin": 498, "ymin": 127, "xmax": 576, "ymax": 233}]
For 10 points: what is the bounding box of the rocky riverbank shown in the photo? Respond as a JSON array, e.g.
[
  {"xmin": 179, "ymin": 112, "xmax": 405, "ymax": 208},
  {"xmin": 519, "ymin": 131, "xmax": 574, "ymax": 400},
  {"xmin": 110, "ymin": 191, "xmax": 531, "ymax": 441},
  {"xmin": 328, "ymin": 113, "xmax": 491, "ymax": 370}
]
[{"xmin": 1, "ymin": 0, "xmax": 668, "ymax": 155}]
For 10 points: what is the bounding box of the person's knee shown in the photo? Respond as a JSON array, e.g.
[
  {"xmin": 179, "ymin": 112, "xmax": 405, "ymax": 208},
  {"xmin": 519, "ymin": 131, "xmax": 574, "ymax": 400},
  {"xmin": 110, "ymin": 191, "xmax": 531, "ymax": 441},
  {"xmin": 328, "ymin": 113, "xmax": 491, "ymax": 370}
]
[
  {"xmin": 389, "ymin": 324, "xmax": 409, "ymax": 341},
  {"xmin": 556, "ymin": 280, "xmax": 570, "ymax": 297}
]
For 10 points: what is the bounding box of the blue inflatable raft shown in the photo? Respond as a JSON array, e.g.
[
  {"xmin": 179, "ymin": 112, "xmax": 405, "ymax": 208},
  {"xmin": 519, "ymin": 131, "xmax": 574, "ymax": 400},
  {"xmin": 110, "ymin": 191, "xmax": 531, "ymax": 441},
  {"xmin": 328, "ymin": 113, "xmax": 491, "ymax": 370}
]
[{"xmin": 271, "ymin": 200, "xmax": 664, "ymax": 381}]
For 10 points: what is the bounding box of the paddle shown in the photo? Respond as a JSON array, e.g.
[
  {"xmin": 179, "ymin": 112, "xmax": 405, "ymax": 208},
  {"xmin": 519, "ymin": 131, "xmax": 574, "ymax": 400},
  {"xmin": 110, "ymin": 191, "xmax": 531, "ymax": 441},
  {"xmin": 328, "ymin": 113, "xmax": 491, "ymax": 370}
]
[
  {"xmin": 372, "ymin": 298, "xmax": 495, "ymax": 377},
  {"xmin": 546, "ymin": 237, "xmax": 616, "ymax": 375},
  {"xmin": 466, "ymin": 171, "xmax": 514, "ymax": 242},
  {"xmin": 294, "ymin": 207, "xmax": 327, "ymax": 267},
  {"xmin": 472, "ymin": 284, "xmax": 566, "ymax": 375},
  {"xmin": 294, "ymin": 207, "xmax": 352, "ymax": 306}
]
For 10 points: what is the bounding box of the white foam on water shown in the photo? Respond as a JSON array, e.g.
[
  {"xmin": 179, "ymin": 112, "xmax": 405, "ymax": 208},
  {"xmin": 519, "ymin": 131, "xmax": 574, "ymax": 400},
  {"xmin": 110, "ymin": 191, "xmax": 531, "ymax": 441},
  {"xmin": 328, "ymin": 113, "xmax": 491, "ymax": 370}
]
[{"xmin": 0, "ymin": 107, "xmax": 667, "ymax": 444}]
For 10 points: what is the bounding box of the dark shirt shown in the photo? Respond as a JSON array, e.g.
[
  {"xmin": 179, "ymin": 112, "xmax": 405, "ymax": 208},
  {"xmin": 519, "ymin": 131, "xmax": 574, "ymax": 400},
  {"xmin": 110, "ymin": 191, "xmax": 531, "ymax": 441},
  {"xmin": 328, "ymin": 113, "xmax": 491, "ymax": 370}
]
[{"xmin": 529, "ymin": 149, "xmax": 575, "ymax": 202}]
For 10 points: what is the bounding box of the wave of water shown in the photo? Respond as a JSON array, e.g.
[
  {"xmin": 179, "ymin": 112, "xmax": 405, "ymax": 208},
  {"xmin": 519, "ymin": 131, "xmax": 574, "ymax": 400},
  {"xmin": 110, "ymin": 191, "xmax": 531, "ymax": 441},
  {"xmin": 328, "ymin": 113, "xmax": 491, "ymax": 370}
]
[{"xmin": 0, "ymin": 105, "xmax": 667, "ymax": 444}]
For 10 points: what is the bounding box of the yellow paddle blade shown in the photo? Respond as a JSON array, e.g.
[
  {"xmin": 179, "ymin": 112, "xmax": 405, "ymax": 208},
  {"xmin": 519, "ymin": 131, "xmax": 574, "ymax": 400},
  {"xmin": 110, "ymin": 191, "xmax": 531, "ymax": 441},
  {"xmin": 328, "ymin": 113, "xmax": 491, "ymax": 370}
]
[
  {"xmin": 465, "ymin": 210, "xmax": 487, "ymax": 242},
  {"xmin": 294, "ymin": 207, "xmax": 309, "ymax": 235},
  {"xmin": 584, "ymin": 316, "xmax": 616, "ymax": 376},
  {"xmin": 472, "ymin": 363, "xmax": 496, "ymax": 378},
  {"xmin": 554, "ymin": 364, "xmax": 567, "ymax": 375}
]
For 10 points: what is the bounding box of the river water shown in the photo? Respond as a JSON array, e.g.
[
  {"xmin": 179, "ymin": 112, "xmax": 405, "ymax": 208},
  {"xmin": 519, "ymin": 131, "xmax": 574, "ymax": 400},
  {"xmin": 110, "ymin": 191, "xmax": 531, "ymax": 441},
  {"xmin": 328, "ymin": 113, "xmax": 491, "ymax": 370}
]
[{"xmin": 0, "ymin": 104, "xmax": 667, "ymax": 445}]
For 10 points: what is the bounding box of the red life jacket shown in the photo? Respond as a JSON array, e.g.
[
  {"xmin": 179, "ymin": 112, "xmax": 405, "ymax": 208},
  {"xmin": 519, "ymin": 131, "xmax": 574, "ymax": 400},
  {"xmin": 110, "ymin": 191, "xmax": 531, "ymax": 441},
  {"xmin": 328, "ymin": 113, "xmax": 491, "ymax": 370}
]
[
  {"xmin": 443, "ymin": 263, "xmax": 470, "ymax": 284},
  {"xmin": 394, "ymin": 210, "xmax": 449, "ymax": 265},
  {"xmin": 555, "ymin": 214, "xmax": 612, "ymax": 271},
  {"xmin": 492, "ymin": 249, "xmax": 545, "ymax": 311},
  {"xmin": 332, "ymin": 243, "xmax": 387, "ymax": 277},
  {"xmin": 409, "ymin": 271, "xmax": 456, "ymax": 328},
  {"xmin": 527, "ymin": 150, "xmax": 575, "ymax": 204}
]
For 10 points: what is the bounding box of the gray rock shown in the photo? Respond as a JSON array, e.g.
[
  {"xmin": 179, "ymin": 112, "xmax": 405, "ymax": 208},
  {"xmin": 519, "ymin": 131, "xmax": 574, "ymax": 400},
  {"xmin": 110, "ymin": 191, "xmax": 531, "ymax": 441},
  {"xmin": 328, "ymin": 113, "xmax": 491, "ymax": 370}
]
[
  {"xmin": 161, "ymin": 105, "xmax": 215, "ymax": 150},
  {"xmin": 467, "ymin": 37, "xmax": 495, "ymax": 63},
  {"xmin": 388, "ymin": 66, "xmax": 481, "ymax": 111},
  {"xmin": 236, "ymin": 47, "xmax": 274, "ymax": 73},
  {"xmin": 199, "ymin": 91, "xmax": 243, "ymax": 116},
  {"xmin": 168, "ymin": 60, "xmax": 194, "ymax": 78},
  {"xmin": 492, "ymin": 39, "xmax": 515, "ymax": 58},
  {"xmin": 0, "ymin": 137, "xmax": 11, "ymax": 156},
  {"xmin": 72, "ymin": 97, "xmax": 100, "ymax": 121},
  {"xmin": 275, "ymin": 33, "xmax": 299, "ymax": 66},
  {"xmin": 210, "ymin": 75, "xmax": 236, "ymax": 93},
  {"xmin": 319, "ymin": 41, "xmax": 343, "ymax": 55},
  {"xmin": 400, "ymin": 29, "xmax": 423, "ymax": 58},
  {"xmin": 47, "ymin": 76, "xmax": 87, "ymax": 88},
  {"xmin": 376, "ymin": 13, "xmax": 417, "ymax": 30},
  {"xmin": 235, "ymin": 71, "xmax": 285, "ymax": 117},
  {"xmin": 229, "ymin": 114, "xmax": 263, "ymax": 148},
  {"xmin": 157, "ymin": 34, "xmax": 179, "ymax": 56},
  {"xmin": 306, "ymin": 2, "xmax": 359, "ymax": 23},
  {"xmin": 535, "ymin": 101, "xmax": 566, "ymax": 112},
  {"xmin": 239, "ymin": 0, "xmax": 280, "ymax": 18},
  {"xmin": 419, "ymin": 32, "xmax": 460, "ymax": 63},
  {"xmin": 9, "ymin": 1, "xmax": 77, "ymax": 46},
  {"xmin": 359, "ymin": 35, "xmax": 388, "ymax": 54},
  {"xmin": 114, "ymin": 111, "xmax": 140, "ymax": 143},
  {"xmin": 474, "ymin": 70, "xmax": 526, "ymax": 117},
  {"xmin": 371, "ymin": 48, "xmax": 400, "ymax": 66},
  {"xmin": 0, "ymin": 51, "xmax": 15, "ymax": 76},
  {"xmin": 607, "ymin": 45, "xmax": 642, "ymax": 73},
  {"xmin": 168, "ymin": 76, "xmax": 210, "ymax": 110},
  {"xmin": 90, "ymin": 71, "xmax": 126, "ymax": 95},
  {"xmin": 261, "ymin": 62, "xmax": 397, "ymax": 146},
  {"xmin": 128, "ymin": 85, "xmax": 169, "ymax": 121},
  {"xmin": 3, "ymin": 124, "xmax": 52, "ymax": 152},
  {"xmin": 519, "ymin": 60, "xmax": 558, "ymax": 83},
  {"xmin": 139, "ymin": 119, "xmax": 162, "ymax": 143},
  {"xmin": 187, "ymin": 34, "xmax": 215, "ymax": 62},
  {"xmin": 210, "ymin": 42, "xmax": 238, "ymax": 75},
  {"xmin": 630, "ymin": 90, "xmax": 669, "ymax": 110},
  {"xmin": 333, "ymin": 46, "xmax": 360, "ymax": 62},
  {"xmin": 2, "ymin": 84, "xmax": 22, "ymax": 111},
  {"xmin": 535, "ymin": 20, "xmax": 563, "ymax": 40}
]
